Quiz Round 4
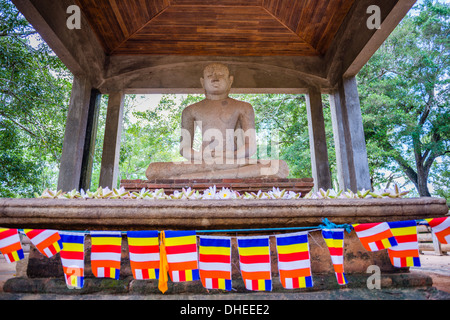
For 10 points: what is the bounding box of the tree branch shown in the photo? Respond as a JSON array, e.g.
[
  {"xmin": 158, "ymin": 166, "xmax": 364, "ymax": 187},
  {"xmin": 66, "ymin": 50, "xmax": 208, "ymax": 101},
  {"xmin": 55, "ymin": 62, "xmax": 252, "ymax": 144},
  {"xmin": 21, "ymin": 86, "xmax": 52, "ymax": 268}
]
[{"xmin": 0, "ymin": 31, "xmax": 37, "ymax": 37}]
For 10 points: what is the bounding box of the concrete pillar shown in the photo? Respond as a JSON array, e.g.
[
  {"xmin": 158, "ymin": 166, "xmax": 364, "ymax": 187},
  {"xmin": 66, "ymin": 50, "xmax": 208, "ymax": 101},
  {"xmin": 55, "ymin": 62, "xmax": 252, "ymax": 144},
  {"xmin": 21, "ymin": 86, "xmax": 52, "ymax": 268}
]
[
  {"xmin": 79, "ymin": 89, "xmax": 102, "ymax": 191},
  {"xmin": 329, "ymin": 76, "xmax": 371, "ymax": 192},
  {"xmin": 306, "ymin": 87, "xmax": 332, "ymax": 191},
  {"xmin": 99, "ymin": 92, "xmax": 125, "ymax": 189},
  {"xmin": 57, "ymin": 76, "xmax": 92, "ymax": 192}
]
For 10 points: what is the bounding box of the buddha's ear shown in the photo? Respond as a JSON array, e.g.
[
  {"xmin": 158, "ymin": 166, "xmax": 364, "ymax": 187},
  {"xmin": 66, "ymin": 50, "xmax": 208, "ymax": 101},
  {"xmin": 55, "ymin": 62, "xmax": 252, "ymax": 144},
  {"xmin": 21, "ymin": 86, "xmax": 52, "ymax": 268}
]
[
  {"xmin": 229, "ymin": 75, "xmax": 234, "ymax": 86},
  {"xmin": 200, "ymin": 77, "xmax": 205, "ymax": 88}
]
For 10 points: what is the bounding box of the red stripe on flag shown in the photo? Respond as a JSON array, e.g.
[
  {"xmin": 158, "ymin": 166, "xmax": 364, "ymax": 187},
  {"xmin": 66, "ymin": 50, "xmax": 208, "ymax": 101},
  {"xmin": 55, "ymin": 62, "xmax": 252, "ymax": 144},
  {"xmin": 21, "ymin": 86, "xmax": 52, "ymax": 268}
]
[
  {"xmin": 239, "ymin": 254, "xmax": 270, "ymax": 264},
  {"xmin": 354, "ymin": 223, "xmax": 381, "ymax": 232},
  {"xmin": 395, "ymin": 234, "xmax": 417, "ymax": 243},
  {"xmin": 278, "ymin": 251, "xmax": 309, "ymax": 262},
  {"xmin": 91, "ymin": 245, "xmax": 121, "ymax": 253},
  {"xmin": 165, "ymin": 244, "xmax": 197, "ymax": 255},
  {"xmin": 199, "ymin": 254, "xmax": 231, "ymax": 263},
  {"xmin": 0, "ymin": 229, "xmax": 18, "ymax": 240},
  {"xmin": 60, "ymin": 251, "xmax": 84, "ymax": 260},
  {"xmin": 328, "ymin": 247, "xmax": 343, "ymax": 256},
  {"xmin": 25, "ymin": 229, "xmax": 44, "ymax": 238},
  {"xmin": 128, "ymin": 245, "xmax": 159, "ymax": 254}
]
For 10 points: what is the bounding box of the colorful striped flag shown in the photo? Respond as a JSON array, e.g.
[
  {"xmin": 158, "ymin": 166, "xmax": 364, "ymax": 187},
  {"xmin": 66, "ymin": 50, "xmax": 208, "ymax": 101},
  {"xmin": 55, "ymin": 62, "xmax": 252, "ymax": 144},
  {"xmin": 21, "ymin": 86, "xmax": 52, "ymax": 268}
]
[
  {"xmin": 164, "ymin": 230, "xmax": 199, "ymax": 282},
  {"xmin": 352, "ymin": 222, "xmax": 398, "ymax": 251},
  {"xmin": 59, "ymin": 231, "xmax": 85, "ymax": 289},
  {"xmin": 322, "ymin": 228, "xmax": 347, "ymax": 285},
  {"xmin": 90, "ymin": 231, "xmax": 122, "ymax": 280},
  {"xmin": 388, "ymin": 220, "xmax": 420, "ymax": 268},
  {"xmin": 275, "ymin": 231, "xmax": 313, "ymax": 289},
  {"xmin": 198, "ymin": 236, "xmax": 232, "ymax": 291},
  {"xmin": 425, "ymin": 217, "xmax": 450, "ymax": 245},
  {"xmin": 0, "ymin": 228, "xmax": 24, "ymax": 263},
  {"xmin": 237, "ymin": 236, "xmax": 272, "ymax": 291},
  {"xmin": 127, "ymin": 231, "xmax": 160, "ymax": 280},
  {"xmin": 24, "ymin": 229, "xmax": 63, "ymax": 258}
]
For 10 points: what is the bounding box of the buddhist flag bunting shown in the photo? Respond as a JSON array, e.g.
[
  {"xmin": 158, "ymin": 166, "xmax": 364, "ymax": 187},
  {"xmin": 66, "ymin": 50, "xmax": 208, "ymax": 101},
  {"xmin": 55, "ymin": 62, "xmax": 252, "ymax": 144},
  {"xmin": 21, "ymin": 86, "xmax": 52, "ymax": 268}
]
[
  {"xmin": 352, "ymin": 222, "xmax": 398, "ymax": 251},
  {"xmin": 127, "ymin": 231, "xmax": 160, "ymax": 280},
  {"xmin": 0, "ymin": 228, "xmax": 24, "ymax": 263},
  {"xmin": 24, "ymin": 229, "xmax": 63, "ymax": 258},
  {"xmin": 59, "ymin": 231, "xmax": 85, "ymax": 289},
  {"xmin": 275, "ymin": 232, "xmax": 313, "ymax": 289},
  {"xmin": 388, "ymin": 220, "xmax": 420, "ymax": 268},
  {"xmin": 237, "ymin": 236, "xmax": 272, "ymax": 291},
  {"xmin": 90, "ymin": 231, "xmax": 122, "ymax": 279},
  {"xmin": 164, "ymin": 230, "xmax": 199, "ymax": 282},
  {"xmin": 425, "ymin": 217, "xmax": 450, "ymax": 245},
  {"xmin": 198, "ymin": 236, "xmax": 232, "ymax": 291},
  {"xmin": 322, "ymin": 228, "xmax": 347, "ymax": 285}
]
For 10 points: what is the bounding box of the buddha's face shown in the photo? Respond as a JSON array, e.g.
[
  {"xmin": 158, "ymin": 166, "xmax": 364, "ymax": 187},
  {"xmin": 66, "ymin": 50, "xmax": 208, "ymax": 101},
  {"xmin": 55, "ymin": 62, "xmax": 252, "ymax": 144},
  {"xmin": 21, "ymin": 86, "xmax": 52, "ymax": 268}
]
[{"xmin": 201, "ymin": 64, "xmax": 233, "ymax": 97}]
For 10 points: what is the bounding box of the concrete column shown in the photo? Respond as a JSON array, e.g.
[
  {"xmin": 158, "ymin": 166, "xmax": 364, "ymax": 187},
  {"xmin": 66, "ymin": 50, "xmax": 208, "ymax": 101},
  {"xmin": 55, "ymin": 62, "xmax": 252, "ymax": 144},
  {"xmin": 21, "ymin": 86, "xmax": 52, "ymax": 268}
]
[
  {"xmin": 57, "ymin": 76, "xmax": 92, "ymax": 192},
  {"xmin": 99, "ymin": 92, "xmax": 125, "ymax": 189},
  {"xmin": 306, "ymin": 87, "xmax": 332, "ymax": 191},
  {"xmin": 79, "ymin": 89, "xmax": 102, "ymax": 191},
  {"xmin": 329, "ymin": 76, "xmax": 371, "ymax": 192}
]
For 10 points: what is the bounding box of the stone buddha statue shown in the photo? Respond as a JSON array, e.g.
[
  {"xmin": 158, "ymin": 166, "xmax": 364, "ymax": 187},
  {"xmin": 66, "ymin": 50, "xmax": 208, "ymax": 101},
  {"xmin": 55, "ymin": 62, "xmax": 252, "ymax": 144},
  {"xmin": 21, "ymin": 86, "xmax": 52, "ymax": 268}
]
[{"xmin": 145, "ymin": 63, "xmax": 289, "ymax": 180}]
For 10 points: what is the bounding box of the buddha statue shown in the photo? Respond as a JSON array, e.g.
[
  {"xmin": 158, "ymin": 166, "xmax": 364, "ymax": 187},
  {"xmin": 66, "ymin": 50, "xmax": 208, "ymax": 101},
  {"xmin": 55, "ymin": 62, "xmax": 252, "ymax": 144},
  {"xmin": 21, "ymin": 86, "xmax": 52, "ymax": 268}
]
[{"xmin": 145, "ymin": 63, "xmax": 289, "ymax": 180}]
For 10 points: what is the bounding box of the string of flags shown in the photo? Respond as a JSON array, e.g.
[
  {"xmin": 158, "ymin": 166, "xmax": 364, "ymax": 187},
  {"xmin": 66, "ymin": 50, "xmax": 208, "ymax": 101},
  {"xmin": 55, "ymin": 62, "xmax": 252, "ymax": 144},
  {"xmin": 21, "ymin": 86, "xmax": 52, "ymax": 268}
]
[{"xmin": 0, "ymin": 216, "xmax": 448, "ymax": 293}]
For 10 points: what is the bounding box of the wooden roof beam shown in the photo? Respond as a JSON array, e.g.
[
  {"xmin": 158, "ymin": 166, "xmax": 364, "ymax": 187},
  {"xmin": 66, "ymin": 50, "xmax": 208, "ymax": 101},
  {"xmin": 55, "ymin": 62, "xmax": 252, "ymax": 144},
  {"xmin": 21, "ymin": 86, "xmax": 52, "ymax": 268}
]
[
  {"xmin": 12, "ymin": 0, "xmax": 106, "ymax": 88},
  {"xmin": 325, "ymin": 0, "xmax": 416, "ymax": 86}
]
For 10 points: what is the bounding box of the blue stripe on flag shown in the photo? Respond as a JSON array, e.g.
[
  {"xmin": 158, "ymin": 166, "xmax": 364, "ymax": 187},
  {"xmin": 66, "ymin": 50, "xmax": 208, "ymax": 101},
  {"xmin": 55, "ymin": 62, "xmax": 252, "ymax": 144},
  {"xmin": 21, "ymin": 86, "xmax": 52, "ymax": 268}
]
[
  {"xmin": 165, "ymin": 230, "xmax": 196, "ymax": 238},
  {"xmin": 237, "ymin": 238, "xmax": 269, "ymax": 248},
  {"xmin": 192, "ymin": 269, "xmax": 200, "ymax": 281},
  {"xmin": 304, "ymin": 276, "xmax": 313, "ymax": 287},
  {"xmin": 60, "ymin": 233, "xmax": 85, "ymax": 243},
  {"xmin": 276, "ymin": 234, "xmax": 308, "ymax": 246},
  {"xmin": 90, "ymin": 231, "xmax": 121, "ymax": 237},
  {"xmin": 127, "ymin": 230, "xmax": 158, "ymax": 238},
  {"xmin": 224, "ymin": 279, "xmax": 232, "ymax": 291},
  {"xmin": 388, "ymin": 220, "xmax": 416, "ymax": 229},
  {"xmin": 199, "ymin": 237, "xmax": 230, "ymax": 247},
  {"xmin": 322, "ymin": 229, "xmax": 344, "ymax": 239}
]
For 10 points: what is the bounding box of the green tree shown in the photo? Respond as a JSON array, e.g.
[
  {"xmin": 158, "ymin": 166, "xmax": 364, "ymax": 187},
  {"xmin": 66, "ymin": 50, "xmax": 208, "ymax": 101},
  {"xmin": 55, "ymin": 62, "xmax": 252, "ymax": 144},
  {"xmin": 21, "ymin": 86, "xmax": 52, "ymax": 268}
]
[
  {"xmin": 0, "ymin": 0, "xmax": 72, "ymax": 197},
  {"xmin": 358, "ymin": 0, "xmax": 449, "ymax": 197}
]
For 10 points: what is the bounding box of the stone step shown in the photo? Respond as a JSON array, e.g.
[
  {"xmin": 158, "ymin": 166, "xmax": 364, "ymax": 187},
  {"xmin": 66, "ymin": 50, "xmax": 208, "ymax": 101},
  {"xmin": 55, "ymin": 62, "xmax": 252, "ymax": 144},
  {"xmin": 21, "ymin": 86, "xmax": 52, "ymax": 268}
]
[{"xmin": 2, "ymin": 273, "xmax": 433, "ymax": 296}]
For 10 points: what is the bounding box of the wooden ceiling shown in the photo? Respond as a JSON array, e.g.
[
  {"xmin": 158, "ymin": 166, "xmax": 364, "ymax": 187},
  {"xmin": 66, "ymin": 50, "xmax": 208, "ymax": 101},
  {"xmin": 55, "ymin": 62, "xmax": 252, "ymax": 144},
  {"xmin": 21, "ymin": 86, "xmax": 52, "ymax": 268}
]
[{"xmin": 75, "ymin": 0, "xmax": 356, "ymax": 56}]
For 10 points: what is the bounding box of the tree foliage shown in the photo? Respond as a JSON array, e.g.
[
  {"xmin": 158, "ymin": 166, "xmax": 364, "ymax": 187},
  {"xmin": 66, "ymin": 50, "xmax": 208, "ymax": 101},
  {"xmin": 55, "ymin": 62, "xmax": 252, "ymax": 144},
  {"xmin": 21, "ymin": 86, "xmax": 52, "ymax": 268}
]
[
  {"xmin": 357, "ymin": 0, "xmax": 449, "ymax": 197},
  {"xmin": 0, "ymin": 0, "xmax": 72, "ymax": 197}
]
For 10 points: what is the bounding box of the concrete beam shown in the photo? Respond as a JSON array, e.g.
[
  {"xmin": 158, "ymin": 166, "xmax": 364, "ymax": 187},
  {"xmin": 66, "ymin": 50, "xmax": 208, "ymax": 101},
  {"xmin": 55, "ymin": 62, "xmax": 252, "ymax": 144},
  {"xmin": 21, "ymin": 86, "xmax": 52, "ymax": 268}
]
[
  {"xmin": 99, "ymin": 92, "xmax": 125, "ymax": 189},
  {"xmin": 99, "ymin": 55, "xmax": 330, "ymax": 94},
  {"xmin": 306, "ymin": 87, "xmax": 332, "ymax": 191},
  {"xmin": 57, "ymin": 76, "xmax": 92, "ymax": 192},
  {"xmin": 330, "ymin": 77, "xmax": 371, "ymax": 192}
]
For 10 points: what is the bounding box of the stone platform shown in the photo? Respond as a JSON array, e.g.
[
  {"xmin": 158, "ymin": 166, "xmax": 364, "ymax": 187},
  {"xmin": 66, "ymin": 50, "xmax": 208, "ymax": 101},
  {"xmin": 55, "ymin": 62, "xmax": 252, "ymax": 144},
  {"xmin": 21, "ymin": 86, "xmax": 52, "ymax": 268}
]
[
  {"xmin": 0, "ymin": 196, "xmax": 447, "ymax": 297},
  {"xmin": 120, "ymin": 178, "xmax": 314, "ymax": 195}
]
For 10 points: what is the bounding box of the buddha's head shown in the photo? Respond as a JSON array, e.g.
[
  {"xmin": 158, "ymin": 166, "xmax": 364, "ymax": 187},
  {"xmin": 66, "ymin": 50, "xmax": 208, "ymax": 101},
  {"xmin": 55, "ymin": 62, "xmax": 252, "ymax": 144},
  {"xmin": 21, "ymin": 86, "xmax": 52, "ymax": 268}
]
[{"xmin": 200, "ymin": 63, "xmax": 234, "ymax": 99}]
